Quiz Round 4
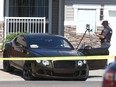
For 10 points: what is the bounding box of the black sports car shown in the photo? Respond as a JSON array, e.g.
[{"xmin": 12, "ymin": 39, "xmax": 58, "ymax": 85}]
[{"xmin": 3, "ymin": 34, "xmax": 89, "ymax": 80}]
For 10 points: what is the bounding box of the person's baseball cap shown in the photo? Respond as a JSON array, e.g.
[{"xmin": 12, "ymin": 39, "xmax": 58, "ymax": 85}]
[{"xmin": 102, "ymin": 20, "xmax": 109, "ymax": 25}]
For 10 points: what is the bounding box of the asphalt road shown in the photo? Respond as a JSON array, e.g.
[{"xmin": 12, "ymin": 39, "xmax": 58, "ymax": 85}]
[{"xmin": 0, "ymin": 81, "xmax": 102, "ymax": 87}]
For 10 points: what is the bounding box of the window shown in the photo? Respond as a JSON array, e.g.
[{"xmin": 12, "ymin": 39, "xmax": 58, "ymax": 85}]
[
  {"xmin": 13, "ymin": 35, "xmax": 26, "ymax": 52},
  {"xmin": 28, "ymin": 37, "xmax": 74, "ymax": 50},
  {"xmin": 100, "ymin": 8, "xmax": 104, "ymax": 21},
  {"xmin": 8, "ymin": 0, "xmax": 49, "ymax": 19},
  {"xmin": 109, "ymin": 10, "xmax": 116, "ymax": 17}
]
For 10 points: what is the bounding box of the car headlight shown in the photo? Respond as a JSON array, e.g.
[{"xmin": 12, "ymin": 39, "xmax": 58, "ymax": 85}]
[
  {"xmin": 83, "ymin": 60, "xmax": 87, "ymax": 64},
  {"xmin": 42, "ymin": 60, "xmax": 50, "ymax": 66},
  {"xmin": 36, "ymin": 60, "xmax": 41, "ymax": 63},
  {"xmin": 77, "ymin": 60, "xmax": 83, "ymax": 66}
]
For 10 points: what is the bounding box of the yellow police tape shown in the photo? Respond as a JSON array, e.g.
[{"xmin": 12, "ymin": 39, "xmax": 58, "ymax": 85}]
[{"xmin": 0, "ymin": 55, "xmax": 114, "ymax": 60}]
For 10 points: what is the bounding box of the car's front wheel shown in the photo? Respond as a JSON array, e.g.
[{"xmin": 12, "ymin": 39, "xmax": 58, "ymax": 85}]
[
  {"xmin": 23, "ymin": 62, "xmax": 35, "ymax": 80},
  {"xmin": 75, "ymin": 64, "xmax": 89, "ymax": 81}
]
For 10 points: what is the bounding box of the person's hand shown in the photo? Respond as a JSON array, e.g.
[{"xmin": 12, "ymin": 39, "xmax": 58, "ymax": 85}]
[{"xmin": 95, "ymin": 32, "xmax": 99, "ymax": 36}]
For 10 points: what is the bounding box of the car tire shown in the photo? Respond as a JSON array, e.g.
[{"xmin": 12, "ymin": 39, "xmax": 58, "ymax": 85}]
[
  {"xmin": 76, "ymin": 64, "xmax": 89, "ymax": 81},
  {"xmin": 81, "ymin": 64, "xmax": 89, "ymax": 81},
  {"xmin": 23, "ymin": 62, "xmax": 35, "ymax": 80},
  {"xmin": 3, "ymin": 51, "xmax": 14, "ymax": 72}
]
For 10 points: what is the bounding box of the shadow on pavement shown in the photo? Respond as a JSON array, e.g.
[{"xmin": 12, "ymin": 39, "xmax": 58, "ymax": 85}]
[
  {"xmin": 0, "ymin": 69, "xmax": 24, "ymax": 79},
  {"xmin": 88, "ymin": 75, "xmax": 102, "ymax": 78},
  {"xmin": 88, "ymin": 60, "xmax": 107, "ymax": 70}
]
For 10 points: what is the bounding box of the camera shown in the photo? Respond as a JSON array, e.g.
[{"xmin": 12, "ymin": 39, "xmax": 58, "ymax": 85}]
[{"xmin": 86, "ymin": 24, "xmax": 90, "ymax": 30}]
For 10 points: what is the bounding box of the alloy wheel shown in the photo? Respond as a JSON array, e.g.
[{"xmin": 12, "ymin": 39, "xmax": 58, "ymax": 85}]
[{"xmin": 23, "ymin": 62, "xmax": 34, "ymax": 80}]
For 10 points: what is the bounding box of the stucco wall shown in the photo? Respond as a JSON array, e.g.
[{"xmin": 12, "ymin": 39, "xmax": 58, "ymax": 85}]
[{"xmin": 64, "ymin": 25, "xmax": 102, "ymax": 48}]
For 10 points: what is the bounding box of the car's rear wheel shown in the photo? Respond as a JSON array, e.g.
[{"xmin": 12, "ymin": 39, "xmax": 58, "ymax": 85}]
[
  {"xmin": 3, "ymin": 51, "xmax": 14, "ymax": 72},
  {"xmin": 23, "ymin": 62, "xmax": 35, "ymax": 80}
]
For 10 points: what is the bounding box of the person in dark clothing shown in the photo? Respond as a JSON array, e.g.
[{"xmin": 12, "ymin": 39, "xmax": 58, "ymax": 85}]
[{"xmin": 96, "ymin": 20, "xmax": 112, "ymax": 48}]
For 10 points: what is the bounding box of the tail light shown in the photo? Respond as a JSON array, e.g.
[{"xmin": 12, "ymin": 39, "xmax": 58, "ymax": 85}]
[{"xmin": 102, "ymin": 70, "xmax": 116, "ymax": 87}]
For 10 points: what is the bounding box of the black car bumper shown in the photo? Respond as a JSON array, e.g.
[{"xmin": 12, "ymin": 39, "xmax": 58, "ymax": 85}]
[{"xmin": 32, "ymin": 62, "xmax": 89, "ymax": 80}]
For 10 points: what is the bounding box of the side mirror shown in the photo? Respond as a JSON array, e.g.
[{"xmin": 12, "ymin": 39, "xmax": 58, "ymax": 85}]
[{"xmin": 84, "ymin": 46, "xmax": 92, "ymax": 50}]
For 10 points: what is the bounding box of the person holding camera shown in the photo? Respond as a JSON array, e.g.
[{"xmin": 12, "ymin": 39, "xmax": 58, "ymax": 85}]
[{"xmin": 96, "ymin": 20, "xmax": 112, "ymax": 48}]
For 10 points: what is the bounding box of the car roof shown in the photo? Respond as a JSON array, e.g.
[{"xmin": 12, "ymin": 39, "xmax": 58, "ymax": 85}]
[
  {"xmin": 15, "ymin": 33, "xmax": 74, "ymax": 50},
  {"xmin": 21, "ymin": 33, "xmax": 65, "ymax": 39}
]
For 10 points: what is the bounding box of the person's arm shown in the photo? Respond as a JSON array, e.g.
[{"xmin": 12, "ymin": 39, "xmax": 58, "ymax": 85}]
[
  {"xmin": 96, "ymin": 29, "xmax": 109, "ymax": 39},
  {"xmin": 96, "ymin": 34, "xmax": 105, "ymax": 39}
]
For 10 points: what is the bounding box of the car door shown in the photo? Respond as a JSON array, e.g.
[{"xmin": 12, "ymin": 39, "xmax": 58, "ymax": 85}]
[{"xmin": 11, "ymin": 35, "xmax": 27, "ymax": 69}]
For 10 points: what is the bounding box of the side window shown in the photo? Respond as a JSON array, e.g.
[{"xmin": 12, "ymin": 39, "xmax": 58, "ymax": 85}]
[
  {"xmin": 15, "ymin": 36, "xmax": 26, "ymax": 47},
  {"xmin": 14, "ymin": 37, "xmax": 20, "ymax": 46},
  {"xmin": 61, "ymin": 40, "xmax": 71, "ymax": 48},
  {"xmin": 13, "ymin": 36, "xmax": 27, "ymax": 51}
]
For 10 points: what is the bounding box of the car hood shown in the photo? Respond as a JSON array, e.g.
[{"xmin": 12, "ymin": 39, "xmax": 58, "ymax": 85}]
[{"xmin": 29, "ymin": 49, "xmax": 80, "ymax": 57}]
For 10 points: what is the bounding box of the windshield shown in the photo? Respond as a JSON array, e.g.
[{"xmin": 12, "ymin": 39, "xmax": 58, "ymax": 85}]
[{"xmin": 28, "ymin": 36, "xmax": 74, "ymax": 50}]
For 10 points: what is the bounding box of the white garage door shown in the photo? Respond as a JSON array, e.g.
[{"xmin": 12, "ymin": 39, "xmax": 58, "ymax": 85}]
[{"xmin": 77, "ymin": 9, "xmax": 96, "ymax": 33}]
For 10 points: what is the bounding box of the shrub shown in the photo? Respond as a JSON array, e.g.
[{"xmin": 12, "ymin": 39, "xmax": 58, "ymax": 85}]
[
  {"xmin": 5, "ymin": 32, "xmax": 28, "ymax": 42},
  {"xmin": 1, "ymin": 32, "xmax": 28, "ymax": 51}
]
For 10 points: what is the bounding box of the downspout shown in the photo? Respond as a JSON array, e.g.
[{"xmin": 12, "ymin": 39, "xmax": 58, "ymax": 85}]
[
  {"xmin": 58, "ymin": 0, "xmax": 64, "ymax": 36},
  {"xmin": 48, "ymin": 0, "xmax": 52, "ymax": 34}
]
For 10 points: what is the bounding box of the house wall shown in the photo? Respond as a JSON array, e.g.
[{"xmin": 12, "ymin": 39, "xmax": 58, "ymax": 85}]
[
  {"xmin": 3, "ymin": 0, "xmax": 62, "ymax": 36},
  {"xmin": 52, "ymin": 0, "xmax": 59, "ymax": 34},
  {"xmin": 0, "ymin": 0, "xmax": 3, "ymax": 21},
  {"xmin": 64, "ymin": 26, "xmax": 102, "ymax": 48},
  {"xmin": 51, "ymin": 0, "xmax": 64, "ymax": 35},
  {"xmin": 0, "ymin": 0, "xmax": 64, "ymax": 51},
  {"xmin": 0, "ymin": 0, "xmax": 4, "ymax": 45},
  {"xmin": 2, "ymin": 0, "xmax": 64, "ymax": 42},
  {"xmin": 65, "ymin": 0, "xmax": 116, "ymax": 5},
  {"xmin": 64, "ymin": 0, "xmax": 116, "ymax": 48}
]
